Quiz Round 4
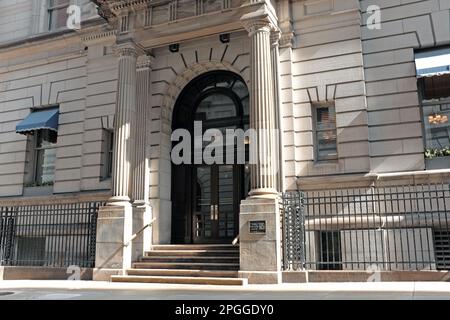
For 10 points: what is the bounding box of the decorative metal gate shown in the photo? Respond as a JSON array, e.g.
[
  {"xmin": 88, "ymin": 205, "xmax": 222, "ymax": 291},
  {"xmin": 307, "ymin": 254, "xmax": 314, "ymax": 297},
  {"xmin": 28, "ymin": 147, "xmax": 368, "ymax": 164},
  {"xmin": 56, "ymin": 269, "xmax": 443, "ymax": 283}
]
[
  {"xmin": 281, "ymin": 191, "xmax": 306, "ymax": 270},
  {"xmin": 0, "ymin": 208, "xmax": 16, "ymax": 266},
  {"xmin": 0, "ymin": 201, "xmax": 103, "ymax": 268},
  {"xmin": 281, "ymin": 184, "xmax": 450, "ymax": 271}
]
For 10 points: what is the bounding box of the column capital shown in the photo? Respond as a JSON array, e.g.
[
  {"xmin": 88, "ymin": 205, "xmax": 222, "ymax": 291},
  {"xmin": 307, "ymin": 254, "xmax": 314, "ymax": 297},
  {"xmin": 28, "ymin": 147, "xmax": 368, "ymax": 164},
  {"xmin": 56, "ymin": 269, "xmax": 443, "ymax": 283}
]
[
  {"xmin": 137, "ymin": 54, "xmax": 154, "ymax": 70},
  {"xmin": 113, "ymin": 41, "xmax": 141, "ymax": 58},
  {"xmin": 242, "ymin": 18, "xmax": 273, "ymax": 36},
  {"xmin": 270, "ymin": 30, "xmax": 281, "ymax": 47},
  {"xmin": 241, "ymin": 1, "xmax": 278, "ymax": 36}
]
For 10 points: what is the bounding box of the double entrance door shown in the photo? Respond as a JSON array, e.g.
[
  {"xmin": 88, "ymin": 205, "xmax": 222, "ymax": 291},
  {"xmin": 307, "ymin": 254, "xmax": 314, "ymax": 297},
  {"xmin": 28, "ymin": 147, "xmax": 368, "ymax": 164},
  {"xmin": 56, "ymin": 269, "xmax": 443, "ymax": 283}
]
[{"xmin": 193, "ymin": 164, "xmax": 244, "ymax": 244}]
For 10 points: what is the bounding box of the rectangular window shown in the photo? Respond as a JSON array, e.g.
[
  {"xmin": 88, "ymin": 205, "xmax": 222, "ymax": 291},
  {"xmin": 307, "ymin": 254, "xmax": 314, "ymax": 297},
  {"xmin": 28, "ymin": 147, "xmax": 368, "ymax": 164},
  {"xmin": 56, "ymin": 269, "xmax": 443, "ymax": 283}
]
[
  {"xmin": 319, "ymin": 231, "xmax": 342, "ymax": 270},
  {"xmin": 101, "ymin": 130, "xmax": 114, "ymax": 180},
  {"xmin": 434, "ymin": 230, "xmax": 450, "ymax": 270},
  {"xmin": 314, "ymin": 103, "xmax": 338, "ymax": 161},
  {"xmin": 415, "ymin": 47, "xmax": 450, "ymax": 160},
  {"xmin": 34, "ymin": 130, "xmax": 57, "ymax": 186},
  {"xmin": 48, "ymin": 0, "xmax": 70, "ymax": 31},
  {"xmin": 16, "ymin": 237, "xmax": 46, "ymax": 266}
]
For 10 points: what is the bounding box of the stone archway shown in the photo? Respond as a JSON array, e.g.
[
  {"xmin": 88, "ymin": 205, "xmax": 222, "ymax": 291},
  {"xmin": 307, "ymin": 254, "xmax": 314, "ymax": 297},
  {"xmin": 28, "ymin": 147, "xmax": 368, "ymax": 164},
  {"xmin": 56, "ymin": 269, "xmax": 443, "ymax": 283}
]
[
  {"xmin": 170, "ymin": 70, "xmax": 250, "ymax": 244},
  {"xmin": 151, "ymin": 61, "xmax": 250, "ymax": 245}
]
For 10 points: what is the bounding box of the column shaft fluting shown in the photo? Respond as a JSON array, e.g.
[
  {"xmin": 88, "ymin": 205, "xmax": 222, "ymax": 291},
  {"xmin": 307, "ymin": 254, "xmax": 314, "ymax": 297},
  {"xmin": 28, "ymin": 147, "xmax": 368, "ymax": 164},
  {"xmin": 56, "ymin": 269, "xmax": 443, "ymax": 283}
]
[
  {"xmin": 132, "ymin": 58, "xmax": 151, "ymax": 204},
  {"xmin": 271, "ymin": 32, "xmax": 285, "ymax": 192},
  {"xmin": 111, "ymin": 46, "xmax": 137, "ymax": 203},
  {"xmin": 246, "ymin": 21, "xmax": 278, "ymax": 197}
]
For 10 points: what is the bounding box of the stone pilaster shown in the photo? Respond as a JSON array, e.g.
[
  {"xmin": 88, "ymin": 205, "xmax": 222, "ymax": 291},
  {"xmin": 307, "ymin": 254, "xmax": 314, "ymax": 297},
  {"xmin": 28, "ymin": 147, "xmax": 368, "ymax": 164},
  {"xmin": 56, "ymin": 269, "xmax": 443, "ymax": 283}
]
[
  {"xmin": 109, "ymin": 43, "xmax": 138, "ymax": 205},
  {"xmin": 133, "ymin": 55, "xmax": 152, "ymax": 205},
  {"xmin": 131, "ymin": 55, "xmax": 153, "ymax": 261},
  {"xmin": 271, "ymin": 31, "xmax": 285, "ymax": 193},
  {"xmin": 242, "ymin": 14, "xmax": 278, "ymax": 199}
]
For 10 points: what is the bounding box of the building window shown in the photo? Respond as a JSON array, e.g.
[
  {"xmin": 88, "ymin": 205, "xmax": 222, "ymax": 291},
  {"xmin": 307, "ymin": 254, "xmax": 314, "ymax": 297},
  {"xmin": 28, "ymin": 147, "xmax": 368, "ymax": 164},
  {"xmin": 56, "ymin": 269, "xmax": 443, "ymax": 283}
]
[
  {"xmin": 34, "ymin": 130, "xmax": 58, "ymax": 186},
  {"xmin": 313, "ymin": 102, "xmax": 338, "ymax": 161},
  {"xmin": 48, "ymin": 0, "xmax": 70, "ymax": 31},
  {"xmin": 16, "ymin": 237, "xmax": 46, "ymax": 266},
  {"xmin": 416, "ymin": 47, "xmax": 450, "ymax": 164},
  {"xmin": 101, "ymin": 130, "xmax": 114, "ymax": 180},
  {"xmin": 434, "ymin": 230, "xmax": 450, "ymax": 270},
  {"xmin": 319, "ymin": 231, "xmax": 342, "ymax": 270}
]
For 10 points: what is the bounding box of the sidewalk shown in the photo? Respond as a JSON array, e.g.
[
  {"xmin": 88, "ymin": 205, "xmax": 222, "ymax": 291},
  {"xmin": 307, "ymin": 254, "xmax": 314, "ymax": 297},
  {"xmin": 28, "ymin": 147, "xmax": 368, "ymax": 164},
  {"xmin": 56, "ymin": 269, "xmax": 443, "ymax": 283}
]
[{"xmin": 0, "ymin": 280, "xmax": 450, "ymax": 299}]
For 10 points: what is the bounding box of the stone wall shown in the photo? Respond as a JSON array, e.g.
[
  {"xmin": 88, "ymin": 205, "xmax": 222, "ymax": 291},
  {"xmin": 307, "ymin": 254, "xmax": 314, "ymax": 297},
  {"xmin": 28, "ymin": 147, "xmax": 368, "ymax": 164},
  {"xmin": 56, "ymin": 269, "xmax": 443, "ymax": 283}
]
[
  {"xmin": 283, "ymin": 0, "xmax": 370, "ymax": 191},
  {"xmin": 360, "ymin": 0, "xmax": 450, "ymax": 172},
  {"xmin": 0, "ymin": 28, "xmax": 118, "ymax": 197}
]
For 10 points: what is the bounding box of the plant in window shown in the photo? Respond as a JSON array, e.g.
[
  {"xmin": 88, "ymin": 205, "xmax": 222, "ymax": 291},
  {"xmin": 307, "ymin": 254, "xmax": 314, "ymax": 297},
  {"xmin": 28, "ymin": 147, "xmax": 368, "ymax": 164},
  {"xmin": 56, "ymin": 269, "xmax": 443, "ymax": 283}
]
[{"xmin": 425, "ymin": 147, "xmax": 450, "ymax": 159}]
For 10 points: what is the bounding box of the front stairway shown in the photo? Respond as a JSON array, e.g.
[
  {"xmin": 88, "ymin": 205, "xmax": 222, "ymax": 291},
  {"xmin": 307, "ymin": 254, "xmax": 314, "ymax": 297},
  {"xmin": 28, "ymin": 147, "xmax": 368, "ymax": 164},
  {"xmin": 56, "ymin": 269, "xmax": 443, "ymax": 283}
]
[{"xmin": 111, "ymin": 244, "xmax": 245, "ymax": 285}]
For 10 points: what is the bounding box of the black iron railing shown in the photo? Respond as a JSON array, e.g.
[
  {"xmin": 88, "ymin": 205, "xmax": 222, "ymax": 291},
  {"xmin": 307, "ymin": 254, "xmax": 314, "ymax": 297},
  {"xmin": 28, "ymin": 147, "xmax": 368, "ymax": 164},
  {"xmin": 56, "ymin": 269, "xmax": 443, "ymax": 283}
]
[
  {"xmin": 281, "ymin": 183, "xmax": 450, "ymax": 271},
  {"xmin": 0, "ymin": 201, "xmax": 104, "ymax": 268}
]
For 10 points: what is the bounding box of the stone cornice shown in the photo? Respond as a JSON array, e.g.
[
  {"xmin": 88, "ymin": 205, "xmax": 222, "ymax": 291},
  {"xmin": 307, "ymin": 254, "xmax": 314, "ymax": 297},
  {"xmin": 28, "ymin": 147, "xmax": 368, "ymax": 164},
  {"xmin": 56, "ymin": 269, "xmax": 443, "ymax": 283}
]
[
  {"xmin": 92, "ymin": 0, "xmax": 116, "ymax": 22},
  {"xmin": 92, "ymin": 0, "xmax": 154, "ymax": 18},
  {"xmin": 81, "ymin": 29, "xmax": 118, "ymax": 45}
]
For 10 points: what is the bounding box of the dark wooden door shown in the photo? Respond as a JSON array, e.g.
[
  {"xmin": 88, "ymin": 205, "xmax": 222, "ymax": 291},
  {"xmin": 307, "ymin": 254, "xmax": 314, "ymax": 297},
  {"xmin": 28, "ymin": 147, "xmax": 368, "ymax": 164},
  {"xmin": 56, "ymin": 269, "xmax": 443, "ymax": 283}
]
[{"xmin": 193, "ymin": 164, "xmax": 241, "ymax": 243}]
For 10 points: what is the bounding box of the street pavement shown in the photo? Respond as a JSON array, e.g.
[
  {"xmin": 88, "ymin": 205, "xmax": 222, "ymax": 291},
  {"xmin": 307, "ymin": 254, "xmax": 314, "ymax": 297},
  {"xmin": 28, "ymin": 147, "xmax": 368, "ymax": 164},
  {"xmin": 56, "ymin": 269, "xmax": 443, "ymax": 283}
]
[{"xmin": 0, "ymin": 281, "xmax": 450, "ymax": 300}]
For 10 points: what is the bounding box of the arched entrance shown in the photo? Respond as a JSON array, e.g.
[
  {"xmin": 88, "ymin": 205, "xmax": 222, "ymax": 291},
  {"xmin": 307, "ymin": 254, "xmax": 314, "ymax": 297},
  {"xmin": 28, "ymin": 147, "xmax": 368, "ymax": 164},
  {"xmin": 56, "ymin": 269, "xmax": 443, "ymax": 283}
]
[{"xmin": 171, "ymin": 71, "xmax": 250, "ymax": 244}]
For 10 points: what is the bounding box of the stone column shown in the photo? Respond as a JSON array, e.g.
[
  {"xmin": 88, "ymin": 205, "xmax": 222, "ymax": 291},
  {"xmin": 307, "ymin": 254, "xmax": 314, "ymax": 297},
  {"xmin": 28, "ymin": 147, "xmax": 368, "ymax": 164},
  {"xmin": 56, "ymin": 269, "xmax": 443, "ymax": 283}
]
[
  {"xmin": 110, "ymin": 43, "xmax": 138, "ymax": 204},
  {"xmin": 239, "ymin": 5, "xmax": 282, "ymax": 284},
  {"xmin": 271, "ymin": 30, "xmax": 285, "ymax": 193},
  {"xmin": 94, "ymin": 42, "xmax": 138, "ymax": 280},
  {"xmin": 245, "ymin": 17, "xmax": 278, "ymax": 199},
  {"xmin": 131, "ymin": 55, "xmax": 153, "ymax": 261}
]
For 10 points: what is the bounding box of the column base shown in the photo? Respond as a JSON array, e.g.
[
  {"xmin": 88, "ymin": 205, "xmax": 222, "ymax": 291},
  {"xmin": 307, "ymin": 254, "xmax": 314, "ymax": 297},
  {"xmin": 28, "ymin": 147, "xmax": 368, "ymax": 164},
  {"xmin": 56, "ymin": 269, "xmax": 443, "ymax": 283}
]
[
  {"xmin": 131, "ymin": 202, "xmax": 152, "ymax": 262},
  {"xmin": 95, "ymin": 202, "xmax": 133, "ymax": 272},
  {"xmin": 239, "ymin": 197, "xmax": 282, "ymax": 281},
  {"xmin": 248, "ymin": 188, "xmax": 278, "ymax": 199},
  {"xmin": 107, "ymin": 195, "xmax": 131, "ymax": 206}
]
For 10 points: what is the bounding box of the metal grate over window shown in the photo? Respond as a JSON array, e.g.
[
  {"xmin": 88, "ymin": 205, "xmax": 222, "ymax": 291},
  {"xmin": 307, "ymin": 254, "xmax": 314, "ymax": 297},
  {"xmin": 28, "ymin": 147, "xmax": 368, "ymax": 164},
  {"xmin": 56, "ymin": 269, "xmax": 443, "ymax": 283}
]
[{"xmin": 434, "ymin": 230, "xmax": 450, "ymax": 270}]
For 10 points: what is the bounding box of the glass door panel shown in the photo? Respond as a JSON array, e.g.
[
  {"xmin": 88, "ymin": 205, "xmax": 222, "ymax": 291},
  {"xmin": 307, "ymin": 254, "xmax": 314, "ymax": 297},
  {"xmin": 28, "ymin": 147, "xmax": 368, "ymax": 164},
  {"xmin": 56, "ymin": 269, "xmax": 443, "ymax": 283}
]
[
  {"xmin": 194, "ymin": 166, "xmax": 212, "ymax": 240},
  {"xmin": 218, "ymin": 165, "xmax": 235, "ymax": 239}
]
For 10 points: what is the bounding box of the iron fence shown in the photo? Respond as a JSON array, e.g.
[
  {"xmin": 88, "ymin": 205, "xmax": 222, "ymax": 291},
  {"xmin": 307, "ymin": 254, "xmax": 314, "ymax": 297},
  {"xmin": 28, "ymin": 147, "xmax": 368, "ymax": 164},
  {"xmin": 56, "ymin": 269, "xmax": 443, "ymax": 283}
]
[
  {"xmin": 281, "ymin": 183, "xmax": 450, "ymax": 271},
  {"xmin": 0, "ymin": 201, "xmax": 104, "ymax": 268}
]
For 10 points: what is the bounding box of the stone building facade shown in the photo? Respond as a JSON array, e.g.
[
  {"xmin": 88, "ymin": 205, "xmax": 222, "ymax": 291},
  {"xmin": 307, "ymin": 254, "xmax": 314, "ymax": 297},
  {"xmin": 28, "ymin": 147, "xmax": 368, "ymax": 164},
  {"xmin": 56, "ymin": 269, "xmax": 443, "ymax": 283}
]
[{"xmin": 0, "ymin": 0, "xmax": 449, "ymax": 283}]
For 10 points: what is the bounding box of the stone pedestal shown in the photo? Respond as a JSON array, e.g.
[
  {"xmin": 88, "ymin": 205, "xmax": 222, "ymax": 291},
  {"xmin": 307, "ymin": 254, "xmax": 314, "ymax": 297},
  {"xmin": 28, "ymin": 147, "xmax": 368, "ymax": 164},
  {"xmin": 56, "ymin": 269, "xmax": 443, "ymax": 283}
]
[
  {"xmin": 131, "ymin": 204, "xmax": 153, "ymax": 262},
  {"xmin": 93, "ymin": 203, "xmax": 133, "ymax": 279},
  {"xmin": 238, "ymin": 198, "xmax": 282, "ymax": 284}
]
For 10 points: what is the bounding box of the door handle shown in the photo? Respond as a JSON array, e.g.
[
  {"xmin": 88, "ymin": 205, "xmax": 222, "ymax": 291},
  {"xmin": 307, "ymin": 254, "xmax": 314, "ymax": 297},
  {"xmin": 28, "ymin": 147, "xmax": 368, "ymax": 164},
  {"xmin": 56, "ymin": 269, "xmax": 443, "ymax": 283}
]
[{"xmin": 210, "ymin": 205, "xmax": 219, "ymax": 221}]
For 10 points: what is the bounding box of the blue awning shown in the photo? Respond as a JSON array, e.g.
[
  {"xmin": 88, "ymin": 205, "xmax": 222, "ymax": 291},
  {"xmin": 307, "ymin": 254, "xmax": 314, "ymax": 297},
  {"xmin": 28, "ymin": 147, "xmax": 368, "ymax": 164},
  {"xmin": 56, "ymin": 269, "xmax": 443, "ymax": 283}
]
[
  {"xmin": 415, "ymin": 47, "xmax": 450, "ymax": 77},
  {"xmin": 16, "ymin": 108, "xmax": 59, "ymax": 135}
]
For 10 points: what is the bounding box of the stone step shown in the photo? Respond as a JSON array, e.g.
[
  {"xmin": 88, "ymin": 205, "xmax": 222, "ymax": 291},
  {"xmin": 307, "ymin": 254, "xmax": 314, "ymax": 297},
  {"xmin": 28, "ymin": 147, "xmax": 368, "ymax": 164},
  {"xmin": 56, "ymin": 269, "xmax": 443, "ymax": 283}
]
[
  {"xmin": 140, "ymin": 256, "xmax": 240, "ymax": 263},
  {"xmin": 150, "ymin": 244, "xmax": 238, "ymax": 251},
  {"xmin": 111, "ymin": 275, "xmax": 246, "ymax": 286},
  {"xmin": 126, "ymin": 269, "xmax": 239, "ymax": 278},
  {"xmin": 132, "ymin": 262, "xmax": 240, "ymax": 271},
  {"xmin": 145, "ymin": 250, "xmax": 240, "ymax": 257}
]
